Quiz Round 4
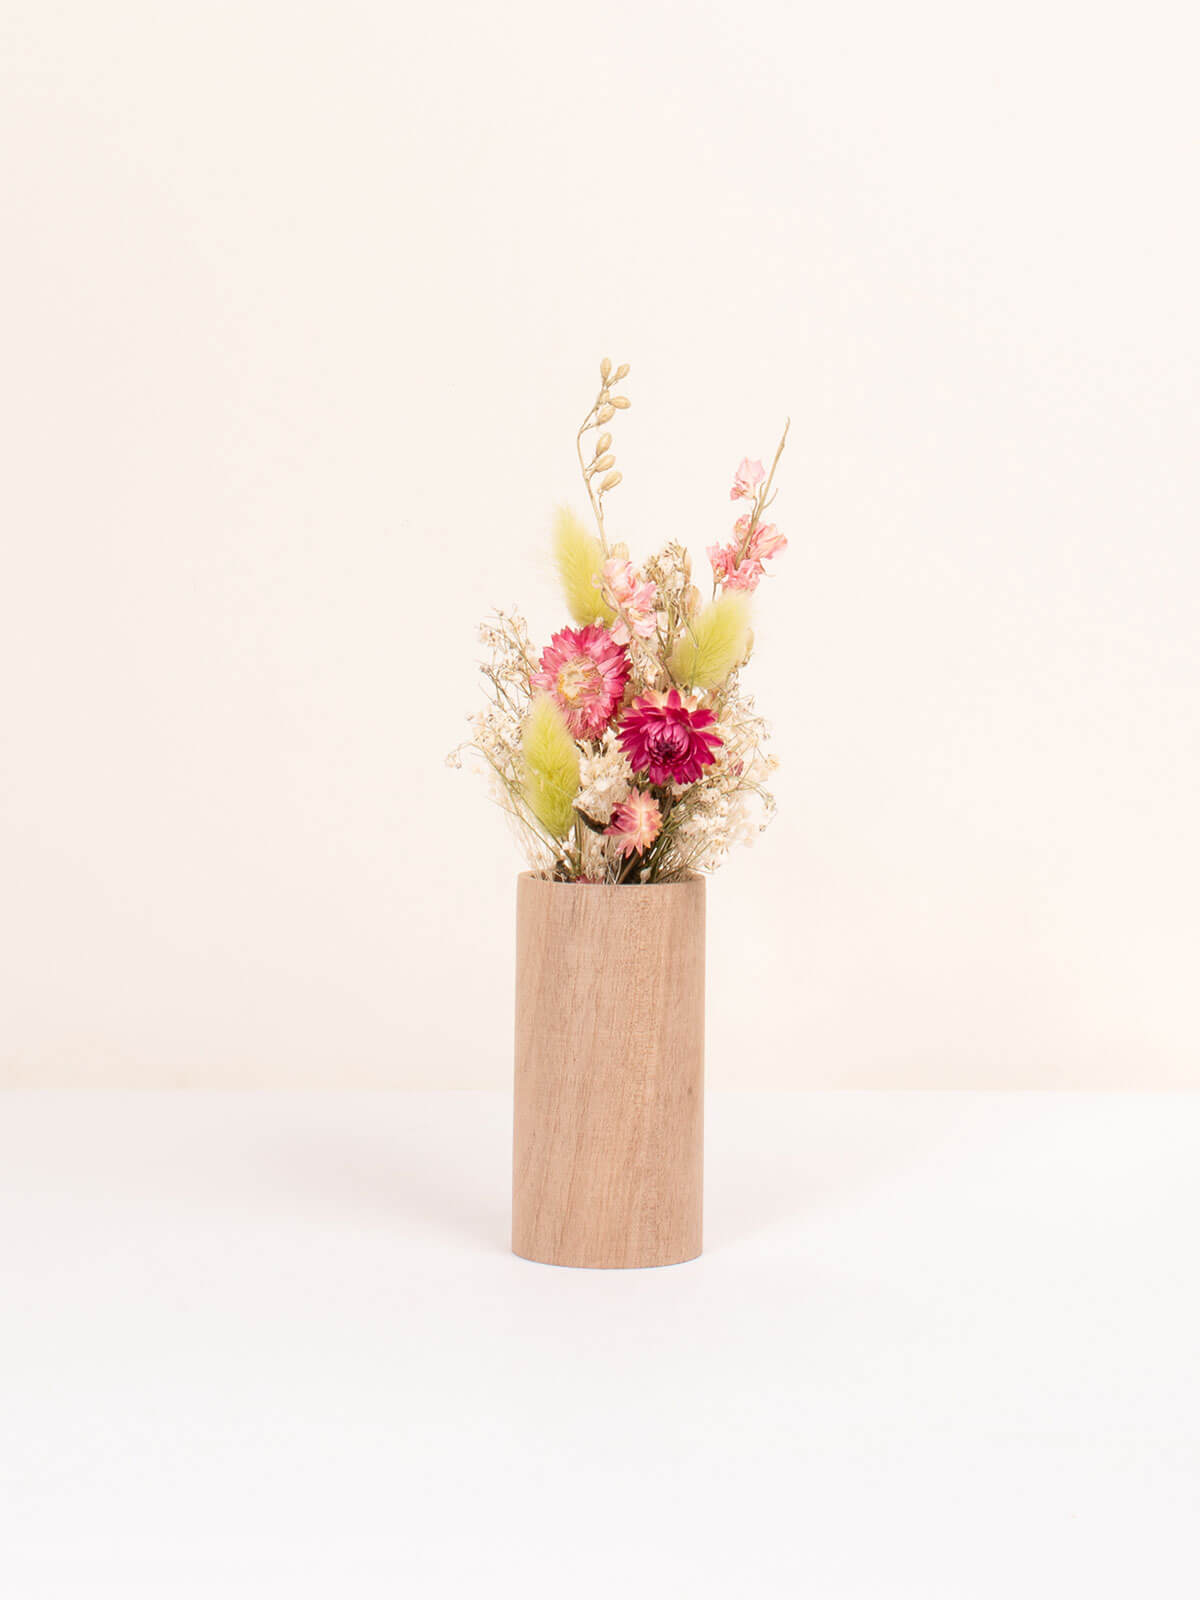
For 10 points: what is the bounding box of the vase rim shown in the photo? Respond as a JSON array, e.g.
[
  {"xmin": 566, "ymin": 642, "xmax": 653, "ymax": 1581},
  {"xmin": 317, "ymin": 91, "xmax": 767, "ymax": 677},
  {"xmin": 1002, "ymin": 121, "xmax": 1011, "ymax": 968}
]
[{"xmin": 517, "ymin": 871, "xmax": 703, "ymax": 891}]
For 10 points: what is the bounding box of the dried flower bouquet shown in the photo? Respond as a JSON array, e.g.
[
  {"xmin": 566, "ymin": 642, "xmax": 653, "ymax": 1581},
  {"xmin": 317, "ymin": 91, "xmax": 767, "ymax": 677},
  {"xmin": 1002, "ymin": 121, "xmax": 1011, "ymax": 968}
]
[{"xmin": 450, "ymin": 360, "xmax": 789, "ymax": 884}]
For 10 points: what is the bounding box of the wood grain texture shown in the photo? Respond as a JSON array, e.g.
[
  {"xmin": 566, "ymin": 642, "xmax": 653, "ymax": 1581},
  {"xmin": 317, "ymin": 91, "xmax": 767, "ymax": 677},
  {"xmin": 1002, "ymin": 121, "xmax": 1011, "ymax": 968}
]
[{"xmin": 513, "ymin": 872, "xmax": 705, "ymax": 1269}]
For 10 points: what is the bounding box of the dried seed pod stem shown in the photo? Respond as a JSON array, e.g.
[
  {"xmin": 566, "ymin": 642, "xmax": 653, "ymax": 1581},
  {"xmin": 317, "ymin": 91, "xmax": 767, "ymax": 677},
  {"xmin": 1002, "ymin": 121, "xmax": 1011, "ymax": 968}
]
[{"xmin": 575, "ymin": 359, "xmax": 631, "ymax": 553}]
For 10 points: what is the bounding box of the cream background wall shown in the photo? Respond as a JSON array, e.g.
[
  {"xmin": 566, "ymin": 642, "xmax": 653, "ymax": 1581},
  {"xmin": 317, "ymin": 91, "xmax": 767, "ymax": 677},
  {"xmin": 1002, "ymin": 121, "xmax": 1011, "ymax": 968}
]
[{"xmin": 2, "ymin": 0, "xmax": 1196, "ymax": 1088}]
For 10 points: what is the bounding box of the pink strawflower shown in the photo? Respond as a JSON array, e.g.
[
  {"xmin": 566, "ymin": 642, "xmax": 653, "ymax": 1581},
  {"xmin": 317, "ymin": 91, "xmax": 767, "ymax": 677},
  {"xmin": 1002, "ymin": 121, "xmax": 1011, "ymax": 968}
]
[
  {"xmin": 531, "ymin": 624, "xmax": 630, "ymax": 739},
  {"xmin": 730, "ymin": 457, "xmax": 765, "ymax": 501},
  {"xmin": 601, "ymin": 558, "xmax": 658, "ymax": 646},
  {"xmin": 618, "ymin": 689, "xmax": 723, "ymax": 786},
  {"xmin": 604, "ymin": 790, "xmax": 662, "ymax": 857}
]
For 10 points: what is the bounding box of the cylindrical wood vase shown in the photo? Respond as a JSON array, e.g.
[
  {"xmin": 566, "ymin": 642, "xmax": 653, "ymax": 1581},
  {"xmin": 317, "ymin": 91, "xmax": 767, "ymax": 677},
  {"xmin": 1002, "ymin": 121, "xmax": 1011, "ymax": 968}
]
[{"xmin": 513, "ymin": 872, "xmax": 705, "ymax": 1269}]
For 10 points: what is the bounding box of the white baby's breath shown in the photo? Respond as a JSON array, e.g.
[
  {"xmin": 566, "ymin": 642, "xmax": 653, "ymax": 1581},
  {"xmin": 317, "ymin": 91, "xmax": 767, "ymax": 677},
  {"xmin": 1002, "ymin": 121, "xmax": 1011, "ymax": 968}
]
[{"xmin": 576, "ymin": 730, "xmax": 633, "ymax": 825}]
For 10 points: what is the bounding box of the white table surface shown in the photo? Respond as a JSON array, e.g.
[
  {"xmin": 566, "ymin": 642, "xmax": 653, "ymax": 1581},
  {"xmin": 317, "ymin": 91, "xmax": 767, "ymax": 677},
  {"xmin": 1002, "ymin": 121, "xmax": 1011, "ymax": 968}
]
[{"xmin": 1, "ymin": 1091, "xmax": 1197, "ymax": 1598}]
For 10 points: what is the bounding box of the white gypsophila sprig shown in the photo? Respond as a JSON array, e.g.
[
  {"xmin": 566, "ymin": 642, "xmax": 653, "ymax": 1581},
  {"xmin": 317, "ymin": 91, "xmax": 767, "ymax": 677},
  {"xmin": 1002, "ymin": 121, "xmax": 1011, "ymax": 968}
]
[
  {"xmin": 447, "ymin": 608, "xmax": 567, "ymax": 875},
  {"xmin": 576, "ymin": 728, "xmax": 633, "ymax": 826},
  {"xmin": 643, "ymin": 671, "xmax": 780, "ymax": 877}
]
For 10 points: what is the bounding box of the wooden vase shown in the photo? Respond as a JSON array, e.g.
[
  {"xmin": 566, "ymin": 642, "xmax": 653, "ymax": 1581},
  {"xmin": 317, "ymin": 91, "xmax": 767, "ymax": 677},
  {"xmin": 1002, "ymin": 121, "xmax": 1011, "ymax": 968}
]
[{"xmin": 512, "ymin": 872, "xmax": 705, "ymax": 1269}]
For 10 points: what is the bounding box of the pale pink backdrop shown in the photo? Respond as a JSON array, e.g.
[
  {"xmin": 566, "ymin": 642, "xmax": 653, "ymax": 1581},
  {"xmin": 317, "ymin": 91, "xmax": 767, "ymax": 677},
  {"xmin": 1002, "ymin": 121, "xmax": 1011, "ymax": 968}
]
[{"xmin": 2, "ymin": 0, "xmax": 1197, "ymax": 1087}]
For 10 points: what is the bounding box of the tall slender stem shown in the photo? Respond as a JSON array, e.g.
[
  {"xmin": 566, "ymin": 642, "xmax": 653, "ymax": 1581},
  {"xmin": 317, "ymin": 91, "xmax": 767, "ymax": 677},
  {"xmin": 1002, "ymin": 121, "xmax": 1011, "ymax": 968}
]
[
  {"xmin": 576, "ymin": 403, "xmax": 610, "ymax": 556},
  {"xmin": 734, "ymin": 418, "xmax": 790, "ymax": 567}
]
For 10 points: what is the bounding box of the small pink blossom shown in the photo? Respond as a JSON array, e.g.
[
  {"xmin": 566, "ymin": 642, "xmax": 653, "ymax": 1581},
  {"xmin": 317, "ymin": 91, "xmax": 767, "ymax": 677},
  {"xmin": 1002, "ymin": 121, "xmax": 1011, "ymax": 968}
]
[
  {"xmin": 604, "ymin": 790, "xmax": 662, "ymax": 857},
  {"xmin": 749, "ymin": 522, "xmax": 787, "ymax": 561},
  {"xmin": 601, "ymin": 558, "xmax": 658, "ymax": 646},
  {"xmin": 729, "ymin": 457, "xmax": 765, "ymax": 501},
  {"xmin": 722, "ymin": 559, "xmax": 764, "ymax": 592},
  {"xmin": 707, "ymin": 539, "xmax": 764, "ymax": 592},
  {"xmin": 706, "ymin": 541, "xmax": 736, "ymax": 578},
  {"xmin": 709, "ymin": 515, "xmax": 787, "ymax": 593},
  {"xmin": 705, "ymin": 541, "xmax": 735, "ymax": 579}
]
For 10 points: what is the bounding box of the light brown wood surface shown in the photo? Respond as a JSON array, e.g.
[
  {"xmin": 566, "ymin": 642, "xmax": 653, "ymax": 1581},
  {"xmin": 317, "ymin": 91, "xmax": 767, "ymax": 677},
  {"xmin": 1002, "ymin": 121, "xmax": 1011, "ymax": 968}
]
[{"xmin": 513, "ymin": 872, "xmax": 705, "ymax": 1269}]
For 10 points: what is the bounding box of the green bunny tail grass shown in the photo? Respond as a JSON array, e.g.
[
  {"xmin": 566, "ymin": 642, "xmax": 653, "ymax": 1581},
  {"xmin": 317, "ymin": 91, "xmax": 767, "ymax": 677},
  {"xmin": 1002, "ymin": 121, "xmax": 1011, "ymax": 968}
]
[
  {"xmin": 552, "ymin": 506, "xmax": 615, "ymax": 626},
  {"xmin": 521, "ymin": 692, "xmax": 582, "ymax": 839},
  {"xmin": 669, "ymin": 592, "xmax": 752, "ymax": 689}
]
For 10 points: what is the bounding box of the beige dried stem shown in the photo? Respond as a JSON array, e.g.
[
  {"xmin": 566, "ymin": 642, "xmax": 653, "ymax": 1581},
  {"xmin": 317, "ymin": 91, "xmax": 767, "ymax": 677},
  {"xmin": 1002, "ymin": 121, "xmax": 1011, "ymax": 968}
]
[{"xmin": 575, "ymin": 358, "xmax": 631, "ymax": 555}]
